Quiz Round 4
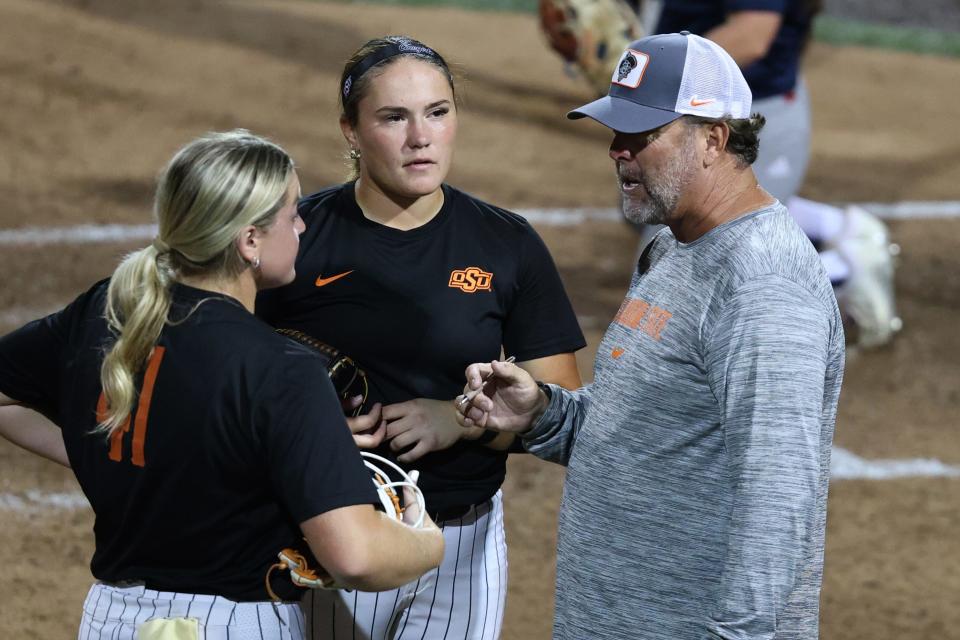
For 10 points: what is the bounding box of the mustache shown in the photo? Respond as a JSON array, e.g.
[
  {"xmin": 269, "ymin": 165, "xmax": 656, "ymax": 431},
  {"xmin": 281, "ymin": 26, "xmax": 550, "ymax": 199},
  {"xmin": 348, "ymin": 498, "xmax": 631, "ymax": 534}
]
[{"xmin": 617, "ymin": 168, "xmax": 644, "ymax": 184}]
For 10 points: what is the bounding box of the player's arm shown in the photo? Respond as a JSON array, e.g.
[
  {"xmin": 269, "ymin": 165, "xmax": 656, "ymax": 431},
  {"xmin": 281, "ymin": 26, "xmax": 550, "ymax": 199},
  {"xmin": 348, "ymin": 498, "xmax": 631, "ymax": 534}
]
[
  {"xmin": 300, "ymin": 502, "xmax": 444, "ymax": 592},
  {"xmin": 265, "ymin": 358, "xmax": 445, "ymax": 590},
  {"xmin": 703, "ymin": 276, "xmax": 836, "ymax": 636},
  {"xmin": 519, "ymin": 352, "xmax": 582, "ymax": 391},
  {"xmin": 705, "ymin": 10, "xmax": 782, "ymax": 67},
  {"xmin": 383, "ymin": 352, "xmax": 582, "ymax": 461},
  {"xmin": 0, "ymin": 289, "xmax": 90, "ymax": 469},
  {"xmin": 0, "ymin": 392, "xmax": 70, "ymax": 467}
]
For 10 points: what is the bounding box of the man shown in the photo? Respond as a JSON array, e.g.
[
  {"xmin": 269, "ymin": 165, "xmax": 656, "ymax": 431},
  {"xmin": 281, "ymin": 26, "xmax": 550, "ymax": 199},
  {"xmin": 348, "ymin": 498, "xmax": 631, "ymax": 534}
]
[
  {"xmin": 540, "ymin": 0, "xmax": 901, "ymax": 349},
  {"xmin": 654, "ymin": 0, "xmax": 900, "ymax": 349},
  {"xmin": 458, "ymin": 32, "xmax": 844, "ymax": 639}
]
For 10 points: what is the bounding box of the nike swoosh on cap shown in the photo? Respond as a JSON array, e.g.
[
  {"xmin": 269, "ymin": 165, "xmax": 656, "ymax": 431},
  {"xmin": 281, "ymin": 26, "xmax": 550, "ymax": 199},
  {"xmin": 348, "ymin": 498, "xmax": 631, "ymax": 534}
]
[
  {"xmin": 315, "ymin": 270, "xmax": 354, "ymax": 287},
  {"xmin": 689, "ymin": 96, "xmax": 715, "ymax": 107}
]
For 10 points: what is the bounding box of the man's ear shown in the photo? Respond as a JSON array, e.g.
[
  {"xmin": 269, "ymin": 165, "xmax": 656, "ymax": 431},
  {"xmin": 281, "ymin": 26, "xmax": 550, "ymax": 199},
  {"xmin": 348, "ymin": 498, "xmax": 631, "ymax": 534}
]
[{"xmin": 702, "ymin": 121, "xmax": 730, "ymax": 167}]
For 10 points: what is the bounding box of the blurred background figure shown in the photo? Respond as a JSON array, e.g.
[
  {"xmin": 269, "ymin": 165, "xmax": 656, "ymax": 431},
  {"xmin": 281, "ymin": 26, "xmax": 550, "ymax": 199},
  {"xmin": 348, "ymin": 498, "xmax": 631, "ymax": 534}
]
[{"xmin": 540, "ymin": 0, "xmax": 902, "ymax": 348}]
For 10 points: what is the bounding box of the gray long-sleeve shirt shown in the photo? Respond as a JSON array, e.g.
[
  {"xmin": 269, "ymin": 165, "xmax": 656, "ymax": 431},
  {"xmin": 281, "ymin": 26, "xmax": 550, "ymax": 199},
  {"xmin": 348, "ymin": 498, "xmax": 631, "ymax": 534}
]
[{"xmin": 524, "ymin": 203, "xmax": 844, "ymax": 639}]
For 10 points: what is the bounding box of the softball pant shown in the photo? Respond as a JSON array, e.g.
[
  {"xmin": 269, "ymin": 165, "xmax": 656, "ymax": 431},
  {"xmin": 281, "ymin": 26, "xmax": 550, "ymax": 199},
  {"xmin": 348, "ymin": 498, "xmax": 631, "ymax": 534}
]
[
  {"xmin": 303, "ymin": 490, "xmax": 508, "ymax": 640},
  {"xmin": 77, "ymin": 582, "xmax": 306, "ymax": 639}
]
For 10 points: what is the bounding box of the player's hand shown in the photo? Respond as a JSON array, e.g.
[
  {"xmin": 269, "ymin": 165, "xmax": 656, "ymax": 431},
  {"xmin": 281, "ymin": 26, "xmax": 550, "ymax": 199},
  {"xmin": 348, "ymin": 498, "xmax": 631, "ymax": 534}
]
[
  {"xmin": 400, "ymin": 470, "xmax": 438, "ymax": 531},
  {"xmin": 346, "ymin": 400, "xmax": 387, "ymax": 449},
  {"xmin": 382, "ymin": 398, "xmax": 463, "ymax": 463},
  {"xmin": 455, "ymin": 360, "xmax": 547, "ymax": 433}
]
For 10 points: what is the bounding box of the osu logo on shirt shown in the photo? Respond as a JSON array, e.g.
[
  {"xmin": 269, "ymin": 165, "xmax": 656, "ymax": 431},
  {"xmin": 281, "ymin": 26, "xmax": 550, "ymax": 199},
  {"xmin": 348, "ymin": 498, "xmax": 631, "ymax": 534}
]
[
  {"xmin": 448, "ymin": 267, "xmax": 493, "ymax": 293},
  {"xmin": 613, "ymin": 296, "xmax": 672, "ymax": 341}
]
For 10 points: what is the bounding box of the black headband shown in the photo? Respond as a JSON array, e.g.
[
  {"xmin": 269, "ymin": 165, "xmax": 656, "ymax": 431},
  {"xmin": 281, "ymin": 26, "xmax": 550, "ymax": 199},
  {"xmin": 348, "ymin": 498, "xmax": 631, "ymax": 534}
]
[{"xmin": 342, "ymin": 40, "xmax": 446, "ymax": 100}]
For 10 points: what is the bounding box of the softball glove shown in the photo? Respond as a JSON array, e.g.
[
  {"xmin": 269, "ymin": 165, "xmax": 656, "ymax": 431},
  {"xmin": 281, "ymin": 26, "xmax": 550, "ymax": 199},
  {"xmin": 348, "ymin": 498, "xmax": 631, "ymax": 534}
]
[
  {"xmin": 539, "ymin": 0, "xmax": 646, "ymax": 96},
  {"xmin": 265, "ymin": 452, "xmax": 427, "ymax": 598},
  {"xmin": 275, "ymin": 328, "xmax": 369, "ymax": 417}
]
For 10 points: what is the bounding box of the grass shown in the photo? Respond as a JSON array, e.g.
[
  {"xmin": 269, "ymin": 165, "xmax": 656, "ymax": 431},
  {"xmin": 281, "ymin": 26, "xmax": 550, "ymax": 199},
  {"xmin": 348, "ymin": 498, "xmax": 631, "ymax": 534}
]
[
  {"xmin": 813, "ymin": 16, "xmax": 960, "ymax": 58},
  {"xmin": 327, "ymin": 0, "xmax": 960, "ymax": 58},
  {"xmin": 331, "ymin": 0, "xmax": 536, "ymax": 10}
]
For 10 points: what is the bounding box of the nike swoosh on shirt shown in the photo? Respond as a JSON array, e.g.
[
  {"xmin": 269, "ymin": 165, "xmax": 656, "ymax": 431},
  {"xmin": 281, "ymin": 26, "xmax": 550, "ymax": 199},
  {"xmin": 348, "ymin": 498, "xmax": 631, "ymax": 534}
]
[{"xmin": 314, "ymin": 270, "xmax": 354, "ymax": 287}]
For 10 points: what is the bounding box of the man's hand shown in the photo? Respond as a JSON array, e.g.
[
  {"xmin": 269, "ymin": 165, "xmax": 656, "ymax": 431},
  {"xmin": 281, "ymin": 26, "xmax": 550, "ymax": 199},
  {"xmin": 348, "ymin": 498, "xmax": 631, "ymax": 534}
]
[{"xmin": 455, "ymin": 360, "xmax": 549, "ymax": 434}]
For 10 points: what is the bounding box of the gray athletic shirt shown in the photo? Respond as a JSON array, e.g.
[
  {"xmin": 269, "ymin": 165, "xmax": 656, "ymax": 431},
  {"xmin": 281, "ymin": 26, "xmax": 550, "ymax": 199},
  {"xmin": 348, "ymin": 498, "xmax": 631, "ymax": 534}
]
[{"xmin": 524, "ymin": 203, "xmax": 844, "ymax": 639}]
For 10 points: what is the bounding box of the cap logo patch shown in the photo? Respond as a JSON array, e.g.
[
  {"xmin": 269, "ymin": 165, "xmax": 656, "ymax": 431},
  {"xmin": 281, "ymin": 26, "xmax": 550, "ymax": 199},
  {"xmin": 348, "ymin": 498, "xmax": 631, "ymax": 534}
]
[{"xmin": 612, "ymin": 49, "xmax": 650, "ymax": 88}]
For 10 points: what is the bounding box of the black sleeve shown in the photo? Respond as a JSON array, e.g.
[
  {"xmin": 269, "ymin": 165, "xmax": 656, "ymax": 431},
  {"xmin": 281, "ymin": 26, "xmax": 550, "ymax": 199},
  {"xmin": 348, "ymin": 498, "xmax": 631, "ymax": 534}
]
[
  {"xmin": 501, "ymin": 225, "xmax": 586, "ymax": 362},
  {"xmin": 0, "ymin": 284, "xmax": 98, "ymax": 413},
  {"xmin": 256, "ymin": 352, "xmax": 378, "ymax": 524}
]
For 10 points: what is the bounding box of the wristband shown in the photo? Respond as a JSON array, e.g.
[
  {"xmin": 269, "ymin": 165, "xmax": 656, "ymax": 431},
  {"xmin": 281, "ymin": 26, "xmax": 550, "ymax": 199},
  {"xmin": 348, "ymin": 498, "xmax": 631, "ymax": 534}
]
[{"xmin": 536, "ymin": 380, "xmax": 553, "ymax": 401}]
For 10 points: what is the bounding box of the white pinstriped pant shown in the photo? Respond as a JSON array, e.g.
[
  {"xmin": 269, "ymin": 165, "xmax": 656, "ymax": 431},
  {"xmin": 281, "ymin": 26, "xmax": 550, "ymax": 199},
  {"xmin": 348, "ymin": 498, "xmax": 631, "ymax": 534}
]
[
  {"xmin": 77, "ymin": 582, "xmax": 306, "ymax": 639},
  {"xmin": 303, "ymin": 490, "xmax": 508, "ymax": 640}
]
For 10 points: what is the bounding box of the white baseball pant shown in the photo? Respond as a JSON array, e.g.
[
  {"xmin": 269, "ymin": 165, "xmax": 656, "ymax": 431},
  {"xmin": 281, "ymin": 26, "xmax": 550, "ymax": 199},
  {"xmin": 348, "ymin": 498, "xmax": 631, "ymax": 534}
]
[
  {"xmin": 77, "ymin": 582, "xmax": 306, "ymax": 639},
  {"xmin": 303, "ymin": 490, "xmax": 508, "ymax": 640}
]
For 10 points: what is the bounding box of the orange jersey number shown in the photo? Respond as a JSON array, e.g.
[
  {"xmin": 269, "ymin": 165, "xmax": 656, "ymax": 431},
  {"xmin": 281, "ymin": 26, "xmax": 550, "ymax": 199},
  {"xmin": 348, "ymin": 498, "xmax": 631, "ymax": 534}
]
[{"xmin": 96, "ymin": 346, "xmax": 167, "ymax": 467}]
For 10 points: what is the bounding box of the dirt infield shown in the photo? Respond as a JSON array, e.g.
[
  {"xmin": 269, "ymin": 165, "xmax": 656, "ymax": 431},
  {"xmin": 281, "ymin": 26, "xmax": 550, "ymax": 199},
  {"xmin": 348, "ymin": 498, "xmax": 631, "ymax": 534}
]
[{"xmin": 1, "ymin": 1, "xmax": 959, "ymax": 638}]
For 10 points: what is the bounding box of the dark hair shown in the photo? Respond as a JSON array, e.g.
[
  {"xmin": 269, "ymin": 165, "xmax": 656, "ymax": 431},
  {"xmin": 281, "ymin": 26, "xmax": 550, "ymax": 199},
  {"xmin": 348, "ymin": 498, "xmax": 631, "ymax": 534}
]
[
  {"xmin": 339, "ymin": 35, "xmax": 456, "ymax": 128},
  {"xmin": 682, "ymin": 113, "xmax": 766, "ymax": 166},
  {"xmin": 338, "ymin": 36, "xmax": 457, "ymax": 179}
]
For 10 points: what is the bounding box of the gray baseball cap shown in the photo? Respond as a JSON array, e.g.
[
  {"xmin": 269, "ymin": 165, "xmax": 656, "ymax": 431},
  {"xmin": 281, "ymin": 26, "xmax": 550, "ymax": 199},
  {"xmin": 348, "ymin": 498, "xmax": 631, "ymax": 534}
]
[{"xmin": 568, "ymin": 32, "xmax": 752, "ymax": 133}]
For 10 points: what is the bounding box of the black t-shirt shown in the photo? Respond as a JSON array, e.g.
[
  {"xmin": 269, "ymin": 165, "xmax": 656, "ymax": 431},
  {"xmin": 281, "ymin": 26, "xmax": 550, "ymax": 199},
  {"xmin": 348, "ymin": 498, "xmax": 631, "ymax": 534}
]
[
  {"xmin": 257, "ymin": 182, "xmax": 585, "ymax": 511},
  {"xmin": 0, "ymin": 280, "xmax": 377, "ymax": 602}
]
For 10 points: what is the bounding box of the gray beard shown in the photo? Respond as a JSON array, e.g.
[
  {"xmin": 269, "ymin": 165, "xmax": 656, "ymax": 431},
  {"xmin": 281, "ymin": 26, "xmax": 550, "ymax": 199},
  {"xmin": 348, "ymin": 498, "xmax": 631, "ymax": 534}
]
[
  {"xmin": 619, "ymin": 135, "xmax": 696, "ymax": 227},
  {"xmin": 620, "ymin": 182, "xmax": 677, "ymax": 226}
]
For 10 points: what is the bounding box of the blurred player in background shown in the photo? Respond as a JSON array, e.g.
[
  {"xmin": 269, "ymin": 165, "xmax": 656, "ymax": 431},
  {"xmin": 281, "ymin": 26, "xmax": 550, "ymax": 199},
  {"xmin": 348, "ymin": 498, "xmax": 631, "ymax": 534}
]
[
  {"xmin": 257, "ymin": 36, "xmax": 584, "ymax": 640},
  {"xmin": 541, "ymin": 0, "xmax": 901, "ymax": 348},
  {"xmin": 0, "ymin": 130, "xmax": 443, "ymax": 639}
]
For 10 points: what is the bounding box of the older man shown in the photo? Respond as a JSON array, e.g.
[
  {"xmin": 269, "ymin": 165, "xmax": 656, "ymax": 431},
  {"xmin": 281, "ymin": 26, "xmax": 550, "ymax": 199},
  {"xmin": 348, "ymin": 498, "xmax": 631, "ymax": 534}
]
[{"xmin": 458, "ymin": 32, "xmax": 844, "ymax": 639}]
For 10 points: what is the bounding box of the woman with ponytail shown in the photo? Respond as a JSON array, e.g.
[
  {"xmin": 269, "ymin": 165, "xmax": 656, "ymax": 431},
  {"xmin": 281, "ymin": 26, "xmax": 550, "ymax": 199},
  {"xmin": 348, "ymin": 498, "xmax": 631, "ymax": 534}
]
[{"xmin": 0, "ymin": 130, "xmax": 443, "ymax": 639}]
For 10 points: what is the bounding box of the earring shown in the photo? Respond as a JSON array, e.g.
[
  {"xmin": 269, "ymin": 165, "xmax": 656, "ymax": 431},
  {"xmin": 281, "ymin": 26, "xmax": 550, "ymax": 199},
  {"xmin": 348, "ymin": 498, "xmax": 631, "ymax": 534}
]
[
  {"xmin": 349, "ymin": 148, "xmax": 361, "ymax": 160},
  {"xmin": 252, "ymin": 256, "xmax": 261, "ymax": 270}
]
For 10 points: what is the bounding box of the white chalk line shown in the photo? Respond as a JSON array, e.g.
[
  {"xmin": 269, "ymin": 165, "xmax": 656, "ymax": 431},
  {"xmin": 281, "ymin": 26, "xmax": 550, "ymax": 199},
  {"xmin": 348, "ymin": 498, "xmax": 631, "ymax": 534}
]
[
  {"xmin": 0, "ymin": 200, "xmax": 957, "ymax": 509},
  {"xmin": 516, "ymin": 201, "xmax": 960, "ymax": 225},
  {"xmin": 0, "ymin": 223, "xmax": 157, "ymax": 246},
  {"xmin": 830, "ymin": 448, "xmax": 960, "ymax": 480},
  {"xmin": 0, "ymin": 447, "xmax": 957, "ymax": 513},
  {"xmin": 0, "ymin": 489, "xmax": 90, "ymax": 514},
  {"xmin": 0, "ymin": 201, "xmax": 958, "ymax": 244}
]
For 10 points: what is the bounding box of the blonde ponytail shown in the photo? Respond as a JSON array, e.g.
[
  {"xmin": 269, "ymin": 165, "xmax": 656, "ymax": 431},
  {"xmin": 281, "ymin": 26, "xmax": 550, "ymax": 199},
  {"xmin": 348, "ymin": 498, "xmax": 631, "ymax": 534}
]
[
  {"xmin": 97, "ymin": 245, "xmax": 174, "ymax": 432},
  {"xmin": 96, "ymin": 130, "xmax": 294, "ymax": 434}
]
